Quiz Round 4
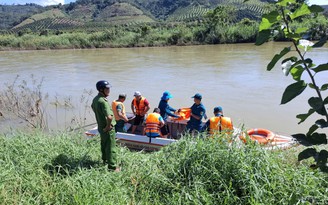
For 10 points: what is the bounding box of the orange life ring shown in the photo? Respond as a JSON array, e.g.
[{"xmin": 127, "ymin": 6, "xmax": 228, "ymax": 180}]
[{"xmin": 240, "ymin": 128, "xmax": 275, "ymax": 144}]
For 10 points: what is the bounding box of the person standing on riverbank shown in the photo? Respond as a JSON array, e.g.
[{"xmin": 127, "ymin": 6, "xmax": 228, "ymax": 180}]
[
  {"xmin": 131, "ymin": 91, "xmax": 150, "ymax": 134},
  {"xmin": 186, "ymin": 93, "xmax": 206, "ymax": 134},
  {"xmin": 158, "ymin": 91, "xmax": 180, "ymax": 138},
  {"xmin": 91, "ymin": 80, "xmax": 120, "ymax": 172},
  {"xmin": 112, "ymin": 93, "xmax": 129, "ymax": 133}
]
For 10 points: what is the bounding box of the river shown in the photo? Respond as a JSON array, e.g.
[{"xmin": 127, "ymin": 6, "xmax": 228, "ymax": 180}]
[{"xmin": 0, "ymin": 42, "xmax": 327, "ymax": 135}]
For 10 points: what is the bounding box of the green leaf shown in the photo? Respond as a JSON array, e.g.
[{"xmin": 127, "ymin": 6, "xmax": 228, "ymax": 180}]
[
  {"xmin": 304, "ymin": 58, "xmax": 313, "ymax": 66},
  {"xmin": 313, "ymin": 36, "xmax": 327, "ymax": 48},
  {"xmin": 281, "ymin": 81, "xmax": 307, "ymax": 104},
  {"xmin": 277, "ymin": 0, "xmax": 297, "ymax": 7},
  {"xmin": 290, "ymin": 65, "xmax": 304, "ymax": 81},
  {"xmin": 290, "ymin": 3, "xmax": 311, "ymax": 20},
  {"xmin": 307, "ymin": 124, "xmax": 318, "ymax": 136},
  {"xmin": 320, "ymin": 84, "xmax": 328, "ymax": 91},
  {"xmin": 308, "ymin": 83, "xmax": 318, "ymax": 90},
  {"xmin": 307, "ymin": 132, "xmax": 328, "ymax": 145},
  {"xmin": 298, "ymin": 148, "xmax": 317, "ymax": 161},
  {"xmin": 292, "ymin": 133, "xmax": 313, "ymax": 146},
  {"xmin": 315, "ymin": 119, "xmax": 328, "ymax": 128},
  {"xmin": 296, "ymin": 108, "xmax": 315, "ymax": 124},
  {"xmin": 255, "ymin": 30, "xmax": 271, "ymax": 45},
  {"xmin": 295, "ymin": 27, "xmax": 308, "ymax": 34},
  {"xmin": 267, "ymin": 47, "xmax": 291, "ymax": 71},
  {"xmin": 324, "ymin": 96, "xmax": 328, "ymax": 104},
  {"xmin": 259, "ymin": 11, "xmax": 280, "ymax": 31},
  {"xmin": 309, "ymin": 5, "xmax": 324, "ymax": 13},
  {"xmin": 296, "ymin": 132, "xmax": 327, "ymax": 146},
  {"xmin": 308, "ymin": 97, "xmax": 326, "ymax": 115},
  {"xmin": 317, "ymin": 150, "xmax": 328, "ymax": 172},
  {"xmin": 312, "ymin": 63, "xmax": 328, "ymax": 73},
  {"xmin": 286, "ymin": 33, "xmax": 301, "ymax": 41}
]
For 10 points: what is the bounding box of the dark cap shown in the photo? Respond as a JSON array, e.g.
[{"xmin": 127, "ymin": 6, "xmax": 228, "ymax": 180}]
[
  {"xmin": 191, "ymin": 93, "xmax": 202, "ymax": 100},
  {"xmin": 119, "ymin": 93, "xmax": 127, "ymax": 98},
  {"xmin": 214, "ymin": 106, "xmax": 223, "ymax": 113},
  {"xmin": 153, "ymin": 108, "xmax": 160, "ymax": 113}
]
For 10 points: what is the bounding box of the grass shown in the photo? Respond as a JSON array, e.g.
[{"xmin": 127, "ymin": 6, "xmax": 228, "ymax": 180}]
[{"xmin": 0, "ymin": 130, "xmax": 327, "ymax": 204}]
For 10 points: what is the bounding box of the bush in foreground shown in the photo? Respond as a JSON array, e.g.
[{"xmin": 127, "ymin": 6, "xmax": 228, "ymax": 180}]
[{"xmin": 0, "ymin": 131, "xmax": 327, "ymax": 204}]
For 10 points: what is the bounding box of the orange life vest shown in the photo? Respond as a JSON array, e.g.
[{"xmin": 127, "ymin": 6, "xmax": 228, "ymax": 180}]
[
  {"xmin": 145, "ymin": 113, "xmax": 161, "ymax": 136},
  {"xmin": 209, "ymin": 116, "xmax": 233, "ymax": 136},
  {"xmin": 112, "ymin": 100, "xmax": 126, "ymax": 121},
  {"xmin": 176, "ymin": 108, "xmax": 191, "ymax": 121},
  {"xmin": 133, "ymin": 97, "xmax": 146, "ymax": 116}
]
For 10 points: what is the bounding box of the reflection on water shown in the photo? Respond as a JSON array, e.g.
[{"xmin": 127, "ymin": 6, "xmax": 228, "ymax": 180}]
[{"xmin": 0, "ymin": 42, "xmax": 327, "ymax": 135}]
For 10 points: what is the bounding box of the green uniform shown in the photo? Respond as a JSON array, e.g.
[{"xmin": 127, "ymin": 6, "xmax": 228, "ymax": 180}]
[{"xmin": 91, "ymin": 94, "xmax": 117, "ymax": 170}]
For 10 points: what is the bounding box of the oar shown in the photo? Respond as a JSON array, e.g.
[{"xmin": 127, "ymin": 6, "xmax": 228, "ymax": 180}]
[{"xmin": 69, "ymin": 122, "xmax": 97, "ymax": 132}]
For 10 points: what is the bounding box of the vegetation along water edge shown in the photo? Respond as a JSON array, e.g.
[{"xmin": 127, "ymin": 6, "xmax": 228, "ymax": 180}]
[{"xmin": 0, "ymin": 0, "xmax": 327, "ymax": 50}]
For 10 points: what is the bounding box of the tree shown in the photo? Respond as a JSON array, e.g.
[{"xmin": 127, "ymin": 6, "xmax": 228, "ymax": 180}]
[{"xmin": 255, "ymin": 0, "xmax": 328, "ymax": 171}]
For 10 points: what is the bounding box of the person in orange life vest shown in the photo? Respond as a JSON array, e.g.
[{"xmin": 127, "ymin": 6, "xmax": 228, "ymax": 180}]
[
  {"xmin": 144, "ymin": 108, "xmax": 164, "ymax": 138},
  {"xmin": 131, "ymin": 91, "xmax": 150, "ymax": 134},
  {"xmin": 112, "ymin": 93, "xmax": 129, "ymax": 133},
  {"xmin": 158, "ymin": 91, "xmax": 180, "ymax": 138},
  {"xmin": 202, "ymin": 106, "xmax": 233, "ymax": 137},
  {"xmin": 186, "ymin": 93, "xmax": 206, "ymax": 133}
]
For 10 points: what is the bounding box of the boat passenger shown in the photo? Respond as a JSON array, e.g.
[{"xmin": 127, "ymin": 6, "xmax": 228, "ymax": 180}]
[
  {"xmin": 144, "ymin": 108, "xmax": 165, "ymax": 138},
  {"xmin": 202, "ymin": 106, "xmax": 233, "ymax": 137},
  {"xmin": 158, "ymin": 91, "xmax": 180, "ymax": 138},
  {"xmin": 131, "ymin": 91, "xmax": 150, "ymax": 134},
  {"xmin": 185, "ymin": 93, "xmax": 206, "ymax": 134},
  {"xmin": 91, "ymin": 80, "xmax": 120, "ymax": 172},
  {"xmin": 112, "ymin": 93, "xmax": 129, "ymax": 133}
]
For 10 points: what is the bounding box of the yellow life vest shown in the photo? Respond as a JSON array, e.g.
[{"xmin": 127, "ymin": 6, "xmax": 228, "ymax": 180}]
[
  {"xmin": 145, "ymin": 113, "xmax": 161, "ymax": 135},
  {"xmin": 209, "ymin": 116, "xmax": 233, "ymax": 136},
  {"xmin": 133, "ymin": 97, "xmax": 146, "ymax": 116},
  {"xmin": 112, "ymin": 100, "xmax": 126, "ymax": 121}
]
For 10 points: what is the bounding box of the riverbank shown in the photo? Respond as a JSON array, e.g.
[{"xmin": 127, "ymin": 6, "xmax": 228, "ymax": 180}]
[
  {"xmin": 1, "ymin": 130, "xmax": 327, "ymax": 204},
  {"xmin": 0, "ymin": 23, "xmax": 259, "ymax": 51},
  {"xmin": 1, "ymin": 13, "xmax": 327, "ymax": 51}
]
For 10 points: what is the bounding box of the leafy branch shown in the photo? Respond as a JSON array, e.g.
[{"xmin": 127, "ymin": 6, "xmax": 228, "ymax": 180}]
[{"xmin": 255, "ymin": 0, "xmax": 328, "ymax": 171}]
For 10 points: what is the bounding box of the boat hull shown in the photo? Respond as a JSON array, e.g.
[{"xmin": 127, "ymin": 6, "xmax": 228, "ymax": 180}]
[{"xmin": 85, "ymin": 127, "xmax": 176, "ymax": 151}]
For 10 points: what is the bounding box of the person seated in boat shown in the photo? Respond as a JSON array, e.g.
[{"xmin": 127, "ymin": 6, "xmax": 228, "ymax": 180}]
[
  {"xmin": 112, "ymin": 93, "xmax": 129, "ymax": 133},
  {"xmin": 130, "ymin": 91, "xmax": 150, "ymax": 134},
  {"xmin": 185, "ymin": 93, "xmax": 206, "ymax": 134},
  {"xmin": 144, "ymin": 108, "xmax": 165, "ymax": 138},
  {"xmin": 201, "ymin": 106, "xmax": 233, "ymax": 138},
  {"xmin": 158, "ymin": 91, "xmax": 180, "ymax": 138}
]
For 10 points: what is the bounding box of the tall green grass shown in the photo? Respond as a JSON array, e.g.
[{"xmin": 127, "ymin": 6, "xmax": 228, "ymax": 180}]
[{"xmin": 1, "ymin": 131, "xmax": 327, "ymax": 204}]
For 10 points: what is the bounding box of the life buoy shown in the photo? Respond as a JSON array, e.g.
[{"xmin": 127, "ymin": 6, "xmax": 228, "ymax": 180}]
[{"xmin": 240, "ymin": 128, "xmax": 275, "ymax": 144}]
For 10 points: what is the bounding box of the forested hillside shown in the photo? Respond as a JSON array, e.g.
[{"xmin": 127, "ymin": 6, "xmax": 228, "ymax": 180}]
[
  {"xmin": 0, "ymin": 0, "xmax": 277, "ymax": 32},
  {"xmin": 0, "ymin": 4, "xmax": 46, "ymax": 29}
]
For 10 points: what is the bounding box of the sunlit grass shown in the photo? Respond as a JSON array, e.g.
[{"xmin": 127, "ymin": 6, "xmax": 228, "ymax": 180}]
[{"xmin": 0, "ymin": 130, "xmax": 327, "ymax": 204}]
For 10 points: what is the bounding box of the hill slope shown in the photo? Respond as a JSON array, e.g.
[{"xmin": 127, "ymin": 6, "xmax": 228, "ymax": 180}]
[{"xmin": 0, "ymin": 0, "xmax": 299, "ymax": 32}]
